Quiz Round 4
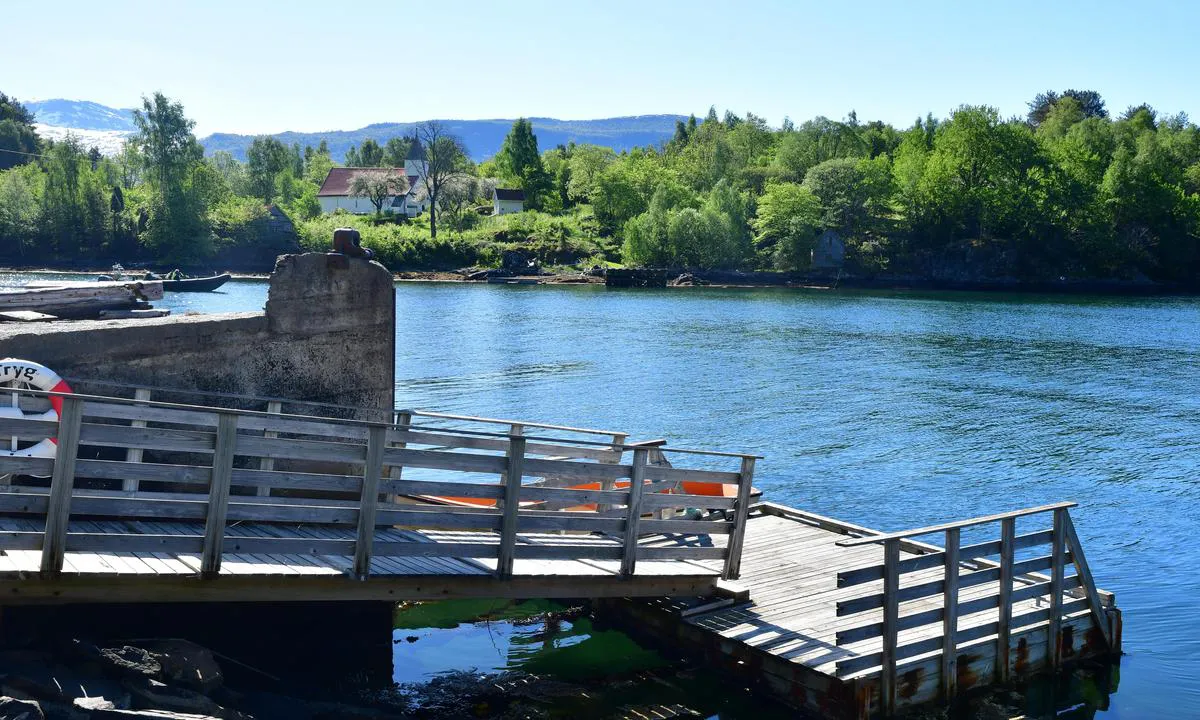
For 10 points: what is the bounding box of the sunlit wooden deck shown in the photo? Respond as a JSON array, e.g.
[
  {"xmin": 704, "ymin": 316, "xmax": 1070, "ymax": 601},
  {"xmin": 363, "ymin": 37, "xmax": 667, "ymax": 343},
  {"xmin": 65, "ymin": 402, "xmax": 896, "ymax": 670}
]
[
  {"xmin": 610, "ymin": 502, "xmax": 1121, "ymax": 719},
  {"xmin": 0, "ymin": 385, "xmax": 752, "ymax": 603}
]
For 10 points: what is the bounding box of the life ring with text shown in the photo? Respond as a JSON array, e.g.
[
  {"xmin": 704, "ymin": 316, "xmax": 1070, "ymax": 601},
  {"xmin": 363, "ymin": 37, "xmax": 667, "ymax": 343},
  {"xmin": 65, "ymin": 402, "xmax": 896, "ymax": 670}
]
[{"xmin": 0, "ymin": 359, "xmax": 73, "ymax": 459}]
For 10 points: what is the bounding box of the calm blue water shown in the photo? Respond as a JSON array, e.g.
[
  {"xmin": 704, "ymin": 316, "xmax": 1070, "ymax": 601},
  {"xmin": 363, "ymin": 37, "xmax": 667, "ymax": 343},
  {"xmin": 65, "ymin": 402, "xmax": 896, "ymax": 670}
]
[{"xmin": 4, "ymin": 273, "xmax": 1198, "ymax": 717}]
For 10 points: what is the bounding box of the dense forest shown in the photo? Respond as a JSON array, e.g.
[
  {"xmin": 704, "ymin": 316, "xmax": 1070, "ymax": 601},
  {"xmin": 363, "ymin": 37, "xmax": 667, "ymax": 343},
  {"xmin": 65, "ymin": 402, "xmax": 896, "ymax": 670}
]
[{"xmin": 2, "ymin": 89, "xmax": 1198, "ymax": 285}]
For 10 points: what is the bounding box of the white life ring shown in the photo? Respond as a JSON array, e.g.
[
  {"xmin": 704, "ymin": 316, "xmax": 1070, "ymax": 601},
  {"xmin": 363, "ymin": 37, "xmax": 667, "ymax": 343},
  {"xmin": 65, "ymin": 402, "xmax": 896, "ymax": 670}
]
[{"xmin": 0, "ymin": 359, "xmax": 73, "ymax": 459}]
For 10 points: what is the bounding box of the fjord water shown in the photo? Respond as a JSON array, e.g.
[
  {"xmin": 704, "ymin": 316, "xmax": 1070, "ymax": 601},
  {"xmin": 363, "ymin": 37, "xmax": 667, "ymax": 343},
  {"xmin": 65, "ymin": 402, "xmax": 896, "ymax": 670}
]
[
  {"xmin": 6, "ymin": 274, "xmax": 1198, "ymax": 716},
  {"xmin": 407, "ymin": 283, "xmax": 1198, "ymax": 718}
]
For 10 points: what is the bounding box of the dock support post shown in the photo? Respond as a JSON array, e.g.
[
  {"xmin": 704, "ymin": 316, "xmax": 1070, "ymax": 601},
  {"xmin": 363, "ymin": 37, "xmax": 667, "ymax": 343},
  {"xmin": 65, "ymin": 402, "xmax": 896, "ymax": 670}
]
[
  {"xmin": 722, "ymin": 456, "xmax": 756, "ymax": 580},
  {"xmin": 256, "ymin": 400, "xmax": 283, "ymax": 497},
  {"xmin": 123, "ymin": 387, "xmax": 152, "ymax": 491},
  {"xmin": 1048, "ymin": 507, "xmax": 1067, "ymax": 670},
  {"xmin": 941, "ymin": 527, "xmax": 959, "ymax": 701},
  {"xmin": 997, "ymin": 517, "xmax": 1015, "ymax": 682},
  {"xmin": 201, "ymin": 414, "xmax": 238, "ymax": 576},
  {"xmin": 620, "ymin": 448, "xmax": 649, "ymax": 577},
  {"xmin": 353, "ymin": 425, "xmax": 388, "ymax": 579},
  {"xmin": 496, "ymin": 428, "xmax": 526, "ymax": 579},
  {"xmin": 881, "ymin": 537, "xmax": 900, "ymax": 717},
  {"xmin": 40, "ymin": 395, "xmax": 83, "ymax": 575}
]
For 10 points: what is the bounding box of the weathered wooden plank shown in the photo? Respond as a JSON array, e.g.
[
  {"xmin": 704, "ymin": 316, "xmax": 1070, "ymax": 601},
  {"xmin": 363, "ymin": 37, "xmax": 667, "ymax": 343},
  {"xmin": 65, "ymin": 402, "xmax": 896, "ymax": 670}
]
[
  {"xmin": 385, "ymin": 410, "xmax": 411, "ymax": 503},
  {"xmin": 621, "ymin": 448, "xmax": 649, "ymax": 577},
  {"xmin": 1049, "ymin": 508, "xmax": 1067, "ymax": 669},
  {"xmin": 522, "ymin": 456, "xmax": 632, "ymax": 484},
  {"xmin": 121, "ymin": 388, "xmax": 154, "ymax": 492},
  {"xmin": 942, "ymin": 527, "xmax": 959, "ymax": 702},
  {"xmin": 0, "ymin": 417, "xmax": 58, "ymax": 442},
  {"xmin": 642, "ymin": 465, "xmax": 741, "ymax": 485},
  {"xmin": 837, "ymin": 554, "xmax": 1061, "ymax": 615},
  {"xmin": 0, "ymin": 456, "xmax": 55, "ymax": 476},
  {"xmin": 256, "ymin": 400, "xmax": 283, "ymax": 496},
  {"xmin": 1062, "ymin": 511, "xmax": 1113, "ymax": 649},
  {"xmin": 382, "ymin": 447, "xmax": 508, "ymax": 475},
  {"xmin": 838, "ymin": 529, "xmax": 1055, "ymax": 587},
  {"xmin": 236, "ymin": 434, "xmax": 365, "ymax": 464},
  {"xmin": 640, "ymin": 493, "xmax": 737, "ymax": 511},
  {"xmin": 40, "ymin": 396, "xmax": 83, "ymax": 574},
  {"xmin": 997, "ymin": 517, "xmax": 1015, "ymax": 682},
  {"xmin": 881, "ymin": 538, "xmax": 900, "ymax": 717},
  {"xmin": 353, "ymin": 425, "xmax": 387, "ymax": 579},
  {"xmin": 78, "ymin": 423, "xmax": 216, "ymax": 454},
  {"xmin": 837, "ymin": 503, "xmax": 1076, "ymax": 547},
  {"xmin": 496, "ymin": 432, "xmax": 526, "ymax": 579},
  {"xmin": 80, "ymin": 401, "xmax": 219, "ymax": 428},
  {"xmin": 200, "ymin": 414, "xmax": 237, "ymax": 575},
  {"xmin": 722, "ymin": 457, "xmax": 756, "ymax": 580}
]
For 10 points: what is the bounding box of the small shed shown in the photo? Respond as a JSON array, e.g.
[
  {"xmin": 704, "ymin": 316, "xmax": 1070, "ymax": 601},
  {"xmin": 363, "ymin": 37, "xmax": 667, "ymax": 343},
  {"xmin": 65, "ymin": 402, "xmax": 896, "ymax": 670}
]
[
  {"xmin": 493, "ymin": 188, "xmax": 525, "ymax": 215},
  {"xmin": 811, "ymin": 229, "xmax": 845, "ymax": 271}
]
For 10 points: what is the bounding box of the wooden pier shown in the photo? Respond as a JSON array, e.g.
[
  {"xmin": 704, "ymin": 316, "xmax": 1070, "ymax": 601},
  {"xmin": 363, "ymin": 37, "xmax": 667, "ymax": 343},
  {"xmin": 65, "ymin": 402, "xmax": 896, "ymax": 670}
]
[
  {"xmin": 606, "ymin": 502, "xmax": 1120, "ymax": 719},
  {"xmin": 0, "ymin": 386, "xmax": 756, "ymax": 603},
  {"xmin": 0, "ymin": 382, "xmax": 1120, "ymax": 717}
]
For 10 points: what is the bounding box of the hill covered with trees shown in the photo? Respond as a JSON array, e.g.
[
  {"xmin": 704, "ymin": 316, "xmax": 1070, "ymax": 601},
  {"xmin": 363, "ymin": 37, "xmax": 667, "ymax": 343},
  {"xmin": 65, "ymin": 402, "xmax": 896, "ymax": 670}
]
[{"xmin": 1, "ymin": 89, "xmax": 1198, "ymax": 287}]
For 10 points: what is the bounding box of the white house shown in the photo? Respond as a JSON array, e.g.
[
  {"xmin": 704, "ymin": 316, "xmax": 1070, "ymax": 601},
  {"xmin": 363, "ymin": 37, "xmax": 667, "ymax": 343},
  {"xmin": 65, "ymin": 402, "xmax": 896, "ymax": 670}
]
[
  {"xmin": 317, "ymin": 139, "xmax": 431, "ymax": 216},
  {"xmin": 493, "ymin": 188, "xmax": 525, "ymax": 215}
]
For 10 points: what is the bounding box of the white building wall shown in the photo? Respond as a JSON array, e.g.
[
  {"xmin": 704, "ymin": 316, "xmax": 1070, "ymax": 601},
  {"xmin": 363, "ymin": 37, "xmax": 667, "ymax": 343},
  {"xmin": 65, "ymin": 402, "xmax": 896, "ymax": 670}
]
[
  {"xmin": 318, "ymin": 196, "xmax": 404, "ymax": 215},
  {"xmin": 494, "ymin": 198, "xmax": 524, "ymax": 215}
]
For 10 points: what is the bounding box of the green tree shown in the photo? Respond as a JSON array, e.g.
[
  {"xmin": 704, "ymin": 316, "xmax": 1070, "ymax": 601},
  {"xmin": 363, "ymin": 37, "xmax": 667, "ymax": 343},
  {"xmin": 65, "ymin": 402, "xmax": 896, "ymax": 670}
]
[
  {"xmin": 131, "ymin": 92, "xmax": 211, "ymax": 262},
  {"xmin": 0, "ymin": 92, "xmax": 40, "ymax": 171},
  {"xmin": 496, "ymin": 118, "xmax": 551, "ymax": 209},
  {"xmin": 382, "ymin": 137, "xmax": 412, "ymax": 167},
  {"xmin": 753, "ymin": 182, "xmax": 822, "ymax": 269},
  {"xmin": 359, "ymin": 138, "xmax": 384, "ymax": 167},
  {"xmin": 414, "ymin": 121, "xmax": 469, "ymax": 239},
  {"xmin": 246, "ymin": 136, "xmax": 291, "ymax": 203}
]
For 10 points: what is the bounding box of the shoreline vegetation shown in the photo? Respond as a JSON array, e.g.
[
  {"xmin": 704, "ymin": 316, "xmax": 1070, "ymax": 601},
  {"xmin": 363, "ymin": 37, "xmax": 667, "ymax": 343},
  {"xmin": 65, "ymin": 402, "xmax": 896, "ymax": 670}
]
[{"xmin": 2, "ymin": 89, "xmax": 1199, "ymax": 292}]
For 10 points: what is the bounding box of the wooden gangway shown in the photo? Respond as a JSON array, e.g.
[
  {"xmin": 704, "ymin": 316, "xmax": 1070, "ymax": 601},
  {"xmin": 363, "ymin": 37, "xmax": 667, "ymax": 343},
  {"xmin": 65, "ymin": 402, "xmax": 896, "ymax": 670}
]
[
  {"xmin": 0, "ymin": 385, "xmax": 758, "ymax": 603},
  {"xmin": 608, "ymin": 503, "xmax": 1121, "ymax": 719}
]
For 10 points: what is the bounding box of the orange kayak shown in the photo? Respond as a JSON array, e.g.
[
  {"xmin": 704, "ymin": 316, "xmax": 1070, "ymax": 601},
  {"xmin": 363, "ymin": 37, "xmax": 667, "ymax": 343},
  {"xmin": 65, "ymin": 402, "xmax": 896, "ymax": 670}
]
[{"xmin": 416, "ymin": 478, "xmax": 748, "ymax": 513}]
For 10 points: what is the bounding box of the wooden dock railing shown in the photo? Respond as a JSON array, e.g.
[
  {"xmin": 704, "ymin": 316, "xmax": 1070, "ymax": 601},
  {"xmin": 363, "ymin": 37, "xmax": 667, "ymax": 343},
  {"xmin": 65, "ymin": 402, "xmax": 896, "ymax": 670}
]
[
  {"xmin": 832, "ymin": 503, "xmax": 1115, "ymax": 716},
  {"xmin": 0, "ymin": 387, "xmax": 758, "ymax": 582}
]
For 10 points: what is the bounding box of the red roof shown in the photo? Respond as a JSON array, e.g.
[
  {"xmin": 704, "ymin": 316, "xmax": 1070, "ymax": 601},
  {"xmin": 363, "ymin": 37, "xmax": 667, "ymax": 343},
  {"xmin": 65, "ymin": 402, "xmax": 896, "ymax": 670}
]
[{"xmin": 317, "ymin": 167, "xmax": 407, "ymax": 197}]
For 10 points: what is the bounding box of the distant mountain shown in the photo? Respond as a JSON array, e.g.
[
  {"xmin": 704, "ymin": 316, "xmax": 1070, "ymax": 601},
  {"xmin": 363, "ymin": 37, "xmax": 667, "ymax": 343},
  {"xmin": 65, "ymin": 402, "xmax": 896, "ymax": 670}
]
[
  {"xmin": 23, "ymin": 99, "xmax": 685, "ymax": 162},
  {"xmin": 26, "ymin": 99, "xmax": 137, "ymax": 132},
  {"xmin": 201, "ymin": 115, "xmax": 686, "ymax": 162}
]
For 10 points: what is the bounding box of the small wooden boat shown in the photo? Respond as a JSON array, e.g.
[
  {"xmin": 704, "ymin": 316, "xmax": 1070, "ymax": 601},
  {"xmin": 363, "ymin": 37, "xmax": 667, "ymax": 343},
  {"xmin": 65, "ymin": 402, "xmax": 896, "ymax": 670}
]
[{"xmin": 162, "ymin": 274, "xmax": 232, "ymax": 292}]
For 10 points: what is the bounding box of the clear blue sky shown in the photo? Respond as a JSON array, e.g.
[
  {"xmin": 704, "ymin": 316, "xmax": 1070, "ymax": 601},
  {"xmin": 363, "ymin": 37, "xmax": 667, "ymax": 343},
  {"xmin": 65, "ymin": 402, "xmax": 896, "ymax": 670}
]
[{"xmin": 4, "ymin": 0, "xmax": 1197, "ymax": 136}]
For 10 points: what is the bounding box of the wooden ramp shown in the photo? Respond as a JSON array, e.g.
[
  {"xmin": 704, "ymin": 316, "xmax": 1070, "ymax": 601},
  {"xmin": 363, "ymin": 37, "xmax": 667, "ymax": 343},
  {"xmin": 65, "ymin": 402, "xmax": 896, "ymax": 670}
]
[
  {"xmin": 607, "ymin": 503, "xmax": 1121, "ymax": 720},
  {"xmin": 0, "ymin": 387, "xmax": 753, "ymax": 604}
]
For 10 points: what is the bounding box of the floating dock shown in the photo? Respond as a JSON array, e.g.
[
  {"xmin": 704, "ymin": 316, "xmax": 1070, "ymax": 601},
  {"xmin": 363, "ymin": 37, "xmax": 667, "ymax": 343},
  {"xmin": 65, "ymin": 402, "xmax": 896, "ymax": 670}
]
[{"xmin": 608, "ymin": 502, "xmax": 1120, "ymax": 719}]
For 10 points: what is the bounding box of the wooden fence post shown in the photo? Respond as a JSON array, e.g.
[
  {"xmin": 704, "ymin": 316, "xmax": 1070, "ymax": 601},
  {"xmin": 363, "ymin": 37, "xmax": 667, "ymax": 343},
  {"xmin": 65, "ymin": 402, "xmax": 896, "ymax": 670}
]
[
  {"xmin": 40, "ymin": 395, "xmax": 84, "ymax": 574},
  {"xmin": 722, "ymin": 456, "xmax": 756, "ymax": 580},
  {"xmin": 353, "ymin": 425, "xmax": 387, "ymax": 579},
  {"xmin": 123, "ymin": 387, "xmax": 152, "ymax": 491},
  {"xmin": 620, "ymin": 447, "xmax": 649, "ymax": 577},
  {"xmin": 881, "ymin": 538, "xmax": 900, "ymax": 717},
  {"xmin": 496, "ymin": 429, "xmax": 526, "ymax": 578},
  {"xmin": 997, "ymin": 517, "xmax": 1015, "ymax": 682},
  {"xmin": 1048, "ymin": 507, "xmax": 1067, "ymax": 670},
  {"xmin": 200, "ymin": 414, "xmax": 238, "ymax": 576},
  {"xmin": 385, "ymin": 411, "xmax": 412, "ymax": 505},
  {"xmin": 941, "ymin": 527, "xmax": 960, "ymax": 702},
  {"xmin": 256, "ymin": 400, "xmax": 283, "ymax": 497}
]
